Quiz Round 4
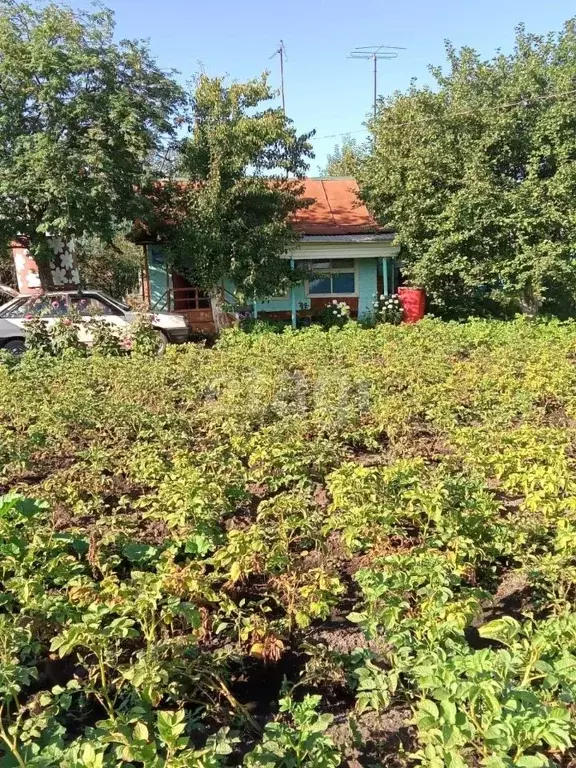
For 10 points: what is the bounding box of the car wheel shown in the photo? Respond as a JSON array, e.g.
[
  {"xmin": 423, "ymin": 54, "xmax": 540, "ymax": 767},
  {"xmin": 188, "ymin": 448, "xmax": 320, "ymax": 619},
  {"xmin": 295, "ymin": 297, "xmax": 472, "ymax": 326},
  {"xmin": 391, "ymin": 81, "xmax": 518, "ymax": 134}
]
[
  {"xmin": 3, "ymin": 338, "xmax": 26, "ymax": 356},
  {"xmin": 154, "ymin": 331, "xmax": 168, "ymax": 355}
]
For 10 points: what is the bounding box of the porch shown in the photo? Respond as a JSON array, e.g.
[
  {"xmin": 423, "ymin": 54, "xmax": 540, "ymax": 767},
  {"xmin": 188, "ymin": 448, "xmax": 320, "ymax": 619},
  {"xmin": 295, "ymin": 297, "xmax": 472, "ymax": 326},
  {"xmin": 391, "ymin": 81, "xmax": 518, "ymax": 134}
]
[{"xmin": 140, "ymin": 239, "xmax": 401, "ymax": 334}]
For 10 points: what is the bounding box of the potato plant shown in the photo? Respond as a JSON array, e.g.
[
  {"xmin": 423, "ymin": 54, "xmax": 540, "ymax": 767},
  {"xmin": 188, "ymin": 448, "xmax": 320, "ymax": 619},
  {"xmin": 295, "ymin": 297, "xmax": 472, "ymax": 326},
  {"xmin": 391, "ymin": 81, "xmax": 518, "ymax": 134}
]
[{"xmin": 1, "ymin": 318, "xmax": 576, "ymax": 765}]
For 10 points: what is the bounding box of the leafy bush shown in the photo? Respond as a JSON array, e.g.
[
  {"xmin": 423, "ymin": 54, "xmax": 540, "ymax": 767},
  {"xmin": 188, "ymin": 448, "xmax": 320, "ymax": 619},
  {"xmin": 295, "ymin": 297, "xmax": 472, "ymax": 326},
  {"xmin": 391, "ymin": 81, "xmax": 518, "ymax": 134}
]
[{"xmin": 22, "ymin": 311, "xmax": 162, "ymax": 357}]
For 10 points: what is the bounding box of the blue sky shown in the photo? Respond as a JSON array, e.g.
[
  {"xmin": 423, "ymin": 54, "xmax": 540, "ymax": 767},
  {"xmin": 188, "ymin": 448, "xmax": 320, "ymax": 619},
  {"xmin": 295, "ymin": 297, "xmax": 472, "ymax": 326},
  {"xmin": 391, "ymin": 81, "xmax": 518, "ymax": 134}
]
[{"xmin": 80, "ymin": 0, "xmax": 575, "ymax": 173}]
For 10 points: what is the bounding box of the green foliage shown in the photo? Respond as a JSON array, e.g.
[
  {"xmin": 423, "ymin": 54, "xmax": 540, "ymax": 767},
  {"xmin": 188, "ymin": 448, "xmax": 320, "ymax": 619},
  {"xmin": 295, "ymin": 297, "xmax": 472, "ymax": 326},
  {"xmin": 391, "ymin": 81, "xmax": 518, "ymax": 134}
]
[
  {"xmin": 0, "ymin": 1, "xmax": 183, "ymax": 261},
  {"xmin": 317, "ymin": 300, "xmax": 351, "ymax": 329},
  {"xmin": 319, "ymin": 134, "xmax": 366, "ymax": 178},
  {"xmin": 2, "ymin": 319, "xmax": 576, "ymax": 764},
  {"xmin": 22, "ymin": 310, "xmax": 161, "ymax": 356},
  {"xmin": 367, "ymin": 292, "xmax": 403, "ymax": 326},
  {"xmin": 157, "ymin": 73, "xmax": 314, "ymax": 299},
  {"xmin": 75, "ymin": 236, "xmax": 142, "ymax": 300},
  {"xmin": 245, "ymin": 695, "xmax": 340, "ymax": 768},
  {"xmin": 360, "ymin": 19, "xmax": 576, "ymax": 317}
]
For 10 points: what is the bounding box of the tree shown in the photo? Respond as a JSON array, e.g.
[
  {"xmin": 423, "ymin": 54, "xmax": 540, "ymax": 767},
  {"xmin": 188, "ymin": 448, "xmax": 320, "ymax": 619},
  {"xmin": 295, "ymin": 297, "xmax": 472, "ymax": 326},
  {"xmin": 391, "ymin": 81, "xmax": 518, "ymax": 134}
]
[
  {"xmin": 360, "ymin": 20, "xmax": 576, "ymax": 316},
  {"xmin": 0, "ymin": 1, "xmax": 183, "ymax": 277},
  {"xmin": 320, "ymin": 135, "xmax": 366, "ymax": 178},
  {"xmin": 75, "ymin": 235, "xmax": 141, "ymax": 299},
  {"xmin": 159, "ymin": 73, "xmax": 314, "ymax": 300}
]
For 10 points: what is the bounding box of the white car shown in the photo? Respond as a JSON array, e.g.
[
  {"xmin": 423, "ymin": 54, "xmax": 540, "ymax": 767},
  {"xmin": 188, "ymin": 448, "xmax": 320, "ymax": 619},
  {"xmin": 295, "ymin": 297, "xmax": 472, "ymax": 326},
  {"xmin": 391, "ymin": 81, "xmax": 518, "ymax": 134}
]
[
  {"xmin": 0, "ymin": 284, "xmax": 19, "ymax": 305},
  {"xmin": 0, "ymin": 290, "xmax": 189, "ymax": 355}
]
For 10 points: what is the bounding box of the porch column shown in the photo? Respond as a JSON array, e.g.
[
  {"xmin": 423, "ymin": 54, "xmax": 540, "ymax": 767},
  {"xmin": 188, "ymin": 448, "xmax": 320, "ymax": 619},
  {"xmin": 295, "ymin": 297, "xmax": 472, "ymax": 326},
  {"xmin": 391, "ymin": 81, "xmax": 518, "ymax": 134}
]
[
  {"xmin": 382, "ymin": 257, "xmax": 389, "ymax": 296},
  {"xmin": 253, "ymin": 300, "xmax": 258, "ymax": 319},
  {"xmin": 290, "ymin": 257, "xmax": 297, "ymax": 328}
]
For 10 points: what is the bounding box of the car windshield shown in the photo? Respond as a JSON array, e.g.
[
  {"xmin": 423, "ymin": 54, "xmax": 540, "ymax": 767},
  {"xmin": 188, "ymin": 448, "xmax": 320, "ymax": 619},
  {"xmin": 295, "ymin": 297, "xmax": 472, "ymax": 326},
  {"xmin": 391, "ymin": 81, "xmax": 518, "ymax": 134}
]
[{"xmin": 94, "ymin": 292, "xmax": 131, "ymax": 312}]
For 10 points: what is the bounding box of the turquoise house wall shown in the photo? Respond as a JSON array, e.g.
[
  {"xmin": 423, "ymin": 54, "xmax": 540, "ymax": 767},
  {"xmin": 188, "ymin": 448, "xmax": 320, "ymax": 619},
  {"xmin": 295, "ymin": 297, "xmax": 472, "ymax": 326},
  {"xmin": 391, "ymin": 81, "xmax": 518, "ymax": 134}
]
[
  {"xmin": 147, "ymin": 246, "xmax": 169, "ymax": 311},
  {"xmin": 258, "ymin": 282, "xmax": 308, "ymax": 313},
  {"xmin": 145, "ymin": 248, "xmax": 392, "ymax": 319},
  {"xmin": 222, "ymin": 277, "xmax": 236, "ymax": 303},
  {"xmin": 357, "ymin": 259, "xmax": 378, "ymax": 317},
  {"xmin": 377, "ymin": 257, "xmax": 396, "ymax": 294},
  {"xmin": 217, "ymin": 258, "xmax": 388, "ymax": 317}
]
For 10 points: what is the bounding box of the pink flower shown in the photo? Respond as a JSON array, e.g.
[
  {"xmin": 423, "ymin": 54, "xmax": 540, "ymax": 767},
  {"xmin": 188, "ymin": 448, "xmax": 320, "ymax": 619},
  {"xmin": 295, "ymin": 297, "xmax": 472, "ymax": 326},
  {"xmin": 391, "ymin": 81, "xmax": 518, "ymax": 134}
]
[
  {"xmin": 62, "ymin": 318, "xmax": 72, "ymax": 326},
  {"xmin": 52, "ymin": 300, "xmax": 60, "ymax": 308},
  {"xmin": 24, "ymin": 313, "xmax": 33, "ymax": 320},
  {"xmin": 121, "ymin": 338, "xmax": 133, "ymax": 350}
]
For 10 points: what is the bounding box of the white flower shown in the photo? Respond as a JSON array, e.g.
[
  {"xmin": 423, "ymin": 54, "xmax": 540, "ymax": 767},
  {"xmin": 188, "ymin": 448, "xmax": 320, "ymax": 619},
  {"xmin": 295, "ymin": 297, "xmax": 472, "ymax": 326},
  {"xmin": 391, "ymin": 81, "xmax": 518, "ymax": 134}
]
[
  {"xmin": 332, "ymin": 310, "xmax": 338, "ymax": 315},
  {"xmin": 380, "ymin": 294, "xmax": 385, "ymax": 300},
  {"xmin": 51, "ymin": 266, "xmax": 68, "ymax": 286},
  {"xmin": 48, "ymin": 236, "xmax": 66, "ymax": 256},
  {"xmin": 373, "ymin": 302, "xmax": 379, "ymax": 308},
  {"xmin": 60, "ymin": 249, "xmax": 75, "ymax": 270},
  {"xmin": 332, "ymin": 299, "xmax": 338, "ymax": 305}
]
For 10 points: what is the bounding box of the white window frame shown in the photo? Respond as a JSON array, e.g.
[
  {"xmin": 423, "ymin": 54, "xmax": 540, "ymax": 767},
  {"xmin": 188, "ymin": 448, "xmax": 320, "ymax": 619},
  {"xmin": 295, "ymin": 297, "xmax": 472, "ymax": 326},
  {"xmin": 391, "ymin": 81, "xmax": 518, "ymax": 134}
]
[{"xmin": 304, "ymin": 259, "xmax": 358, "ymax": 298}]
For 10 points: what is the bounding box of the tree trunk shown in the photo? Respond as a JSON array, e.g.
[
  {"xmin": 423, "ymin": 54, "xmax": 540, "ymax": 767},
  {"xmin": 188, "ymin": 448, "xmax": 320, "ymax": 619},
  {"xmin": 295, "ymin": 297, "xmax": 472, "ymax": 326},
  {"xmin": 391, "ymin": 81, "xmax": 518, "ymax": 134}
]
[
  {"xmin": 210, "ymin": 284, "xmax": 237, "ymax": 332},
  {"xmin": 519, "ymin": 286, "xmax": 541, "ymax": 317}
]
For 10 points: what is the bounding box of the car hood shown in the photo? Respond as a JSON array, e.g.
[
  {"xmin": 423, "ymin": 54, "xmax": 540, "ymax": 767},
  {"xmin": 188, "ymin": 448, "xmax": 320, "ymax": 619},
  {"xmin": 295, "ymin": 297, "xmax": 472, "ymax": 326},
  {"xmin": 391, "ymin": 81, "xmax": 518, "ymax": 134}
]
[{"xmin": 124, "ymin": 312, "xmax": 188, "ymax": 330}]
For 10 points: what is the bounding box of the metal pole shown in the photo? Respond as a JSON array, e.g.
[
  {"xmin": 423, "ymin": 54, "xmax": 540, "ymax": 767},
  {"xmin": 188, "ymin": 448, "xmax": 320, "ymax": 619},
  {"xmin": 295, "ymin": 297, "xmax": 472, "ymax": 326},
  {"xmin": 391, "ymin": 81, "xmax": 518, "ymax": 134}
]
[
  {"xmin": 271, "ymin": 41, "xmax": 286, "ymax": 115},
  {"xmin": 373, "ymin": 54, "xmax": 377, "ymax": 120},
  {"xmin": 382, "ymin": 257, "xmax": 389, "ymax": 296},
  {"xmin": 290, "ymin": 257, "xmax": 297, "ymax": 328},
  {"xmin": 348, "ymin": 46, "xmax": 405, "ymax": 122},
  {"xmin": 280, "ymin": 42, "xmax": 286, "ymax": 114}
]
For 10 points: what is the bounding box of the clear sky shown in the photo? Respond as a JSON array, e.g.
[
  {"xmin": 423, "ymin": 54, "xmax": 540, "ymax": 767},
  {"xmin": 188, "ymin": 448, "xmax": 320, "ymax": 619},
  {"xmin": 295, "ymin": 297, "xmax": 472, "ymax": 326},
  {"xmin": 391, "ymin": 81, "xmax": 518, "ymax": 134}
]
[{"xmin": 78, "ymin": 0, "xmax": 575, "ymax": 173}]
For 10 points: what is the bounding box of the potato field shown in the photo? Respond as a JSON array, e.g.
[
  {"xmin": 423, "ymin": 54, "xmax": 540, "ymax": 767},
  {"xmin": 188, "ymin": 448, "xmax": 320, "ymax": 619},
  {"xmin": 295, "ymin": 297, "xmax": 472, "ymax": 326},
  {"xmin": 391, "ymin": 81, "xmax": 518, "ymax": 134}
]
[{"xmin": 2, "ymin": 319, "xmax": 576, "ymax": 767}]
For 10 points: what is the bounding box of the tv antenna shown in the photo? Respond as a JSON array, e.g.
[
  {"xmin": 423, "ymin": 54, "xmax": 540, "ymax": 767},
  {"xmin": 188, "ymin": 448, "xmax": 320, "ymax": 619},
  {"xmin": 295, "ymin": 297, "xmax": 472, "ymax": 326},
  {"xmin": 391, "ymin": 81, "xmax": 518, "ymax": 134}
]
[
  {"xmin": 270, "ymin": 40, "xmax": 287, "ymax": 114},
  {"xmin": 349, "ymin": 45, "xmax": 405, "ymax": 120}
]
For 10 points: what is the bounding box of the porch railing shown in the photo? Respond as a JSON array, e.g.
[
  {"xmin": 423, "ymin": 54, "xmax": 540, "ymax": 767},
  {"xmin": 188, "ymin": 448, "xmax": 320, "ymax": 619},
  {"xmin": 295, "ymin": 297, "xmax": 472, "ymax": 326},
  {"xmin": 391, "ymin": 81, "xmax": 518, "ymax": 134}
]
[
  {"xmin": 151, "ymin": 286, "xmax": 239, "ymax": 314},
  {"xmin": 152, "ymin": 287, "xmax": 211, "ymax": 313}
]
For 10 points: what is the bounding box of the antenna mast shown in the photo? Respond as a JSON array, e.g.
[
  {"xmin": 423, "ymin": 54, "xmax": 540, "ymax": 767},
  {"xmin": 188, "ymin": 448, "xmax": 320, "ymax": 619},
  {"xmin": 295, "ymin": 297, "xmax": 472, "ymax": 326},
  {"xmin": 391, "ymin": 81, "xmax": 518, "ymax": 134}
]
[
  {"xmin": 270, "ymin": 40, "xmax": 287, "ymax": 113},
  {"xmin": 348, "ymin": 45, "xmax": 405, "ymax": 120}
]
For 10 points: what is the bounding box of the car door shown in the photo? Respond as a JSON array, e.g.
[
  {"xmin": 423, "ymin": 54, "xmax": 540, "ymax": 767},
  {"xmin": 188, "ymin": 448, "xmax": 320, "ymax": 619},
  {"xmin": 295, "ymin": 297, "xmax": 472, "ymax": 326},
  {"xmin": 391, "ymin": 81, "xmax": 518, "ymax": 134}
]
[{"xmin": 70, "ymin": 294, "xmax": 128, "ymax": 344}]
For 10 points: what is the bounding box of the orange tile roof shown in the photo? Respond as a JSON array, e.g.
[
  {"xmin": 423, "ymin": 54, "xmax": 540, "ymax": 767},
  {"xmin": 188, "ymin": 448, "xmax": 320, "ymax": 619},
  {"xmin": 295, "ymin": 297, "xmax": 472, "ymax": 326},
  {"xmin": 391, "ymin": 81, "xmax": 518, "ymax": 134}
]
[
  {"xmin": 294, "ymin": 178, "xmax": 381, "ymax": 235},
  {"xmin": 134, "ymin": 177, "xmax": 383, "ymax": 242}
]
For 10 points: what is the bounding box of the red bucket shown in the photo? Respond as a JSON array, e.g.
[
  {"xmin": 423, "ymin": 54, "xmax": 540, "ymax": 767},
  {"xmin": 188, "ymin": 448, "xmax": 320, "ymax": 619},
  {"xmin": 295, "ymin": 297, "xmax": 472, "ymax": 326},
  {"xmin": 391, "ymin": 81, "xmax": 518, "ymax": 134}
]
[{"xmin": 398, "ymin": 287, "xmax": 426, "ymax": 324}]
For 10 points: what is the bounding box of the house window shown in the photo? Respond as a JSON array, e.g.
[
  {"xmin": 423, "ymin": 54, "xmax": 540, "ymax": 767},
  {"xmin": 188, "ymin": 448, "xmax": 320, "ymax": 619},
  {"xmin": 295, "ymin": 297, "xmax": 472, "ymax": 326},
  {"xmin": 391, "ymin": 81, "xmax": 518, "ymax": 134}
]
[{"xmin": 303, "ymin": 259, "xmax": 356, "ymax": 296}]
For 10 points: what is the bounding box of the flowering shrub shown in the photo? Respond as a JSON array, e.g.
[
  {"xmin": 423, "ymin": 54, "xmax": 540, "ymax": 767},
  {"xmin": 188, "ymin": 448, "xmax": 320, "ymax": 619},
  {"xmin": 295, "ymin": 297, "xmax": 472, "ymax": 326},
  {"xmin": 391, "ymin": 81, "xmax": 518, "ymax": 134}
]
[
  {"xmin": 371, "ymin": 293, "xmax": 403, "ymax": 325},
  {"xmin": 319, "ymin": 299, "xmax": 351, "ymax": 328},
  {"xmin": 22, "ymin": 313, "xmax": 52, "ymax": 353},
  {"xmin": 127, "ymin": 312, "xmax": 164, "ymax": 355},
  {"xmin": 50, "ymin": 311, "xmax": 85, "ymax": 356},
  {"xmin": 87, "ymin": 316, "xmax": 123, "ymax": 356},
  {"xmin": 23, "ymin": 311, "xmax": 164, "ymax": 357}
]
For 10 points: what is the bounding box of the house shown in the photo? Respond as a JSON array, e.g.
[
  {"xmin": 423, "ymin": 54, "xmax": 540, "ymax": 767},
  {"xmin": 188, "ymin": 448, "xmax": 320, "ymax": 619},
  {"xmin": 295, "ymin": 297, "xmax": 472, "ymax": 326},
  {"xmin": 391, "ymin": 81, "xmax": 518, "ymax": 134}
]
[{"xmin": 138, "ymin": 178, "xmax": 400, "ymax": 333}]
